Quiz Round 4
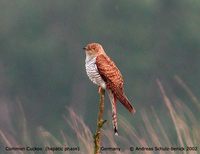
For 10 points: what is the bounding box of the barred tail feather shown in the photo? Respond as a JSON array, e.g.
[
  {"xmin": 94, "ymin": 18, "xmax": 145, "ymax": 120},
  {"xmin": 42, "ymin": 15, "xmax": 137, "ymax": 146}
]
[{"xmin": 107, "ymin": 90, "xmax": 118, "ymax": 135}]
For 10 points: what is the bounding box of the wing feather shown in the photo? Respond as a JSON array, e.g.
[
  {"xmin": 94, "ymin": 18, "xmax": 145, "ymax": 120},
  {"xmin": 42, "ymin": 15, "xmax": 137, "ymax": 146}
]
[
  {"xmin": 96, "ymin": 54, "xmax": 123, "ymax": 89},
  {"xmin": 96, "ymin": 54, "xmax": 136, "ymax": 114}
]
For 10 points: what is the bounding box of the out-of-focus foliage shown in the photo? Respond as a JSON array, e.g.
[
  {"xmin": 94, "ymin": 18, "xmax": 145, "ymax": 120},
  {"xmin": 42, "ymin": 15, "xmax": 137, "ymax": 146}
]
[
  {"xmin": 0, "ymin": 0, "xmax": 200, "ymax": 137},
  {"xmin": 0, "ymin": 81, "xmax": 200, "ymax": 153}
]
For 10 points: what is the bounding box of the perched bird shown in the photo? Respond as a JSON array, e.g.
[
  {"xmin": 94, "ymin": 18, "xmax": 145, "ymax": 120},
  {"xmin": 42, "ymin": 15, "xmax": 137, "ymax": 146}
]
[{"xmin": 83, "ymin": 43, "xmax": 136, "ymax": 135}]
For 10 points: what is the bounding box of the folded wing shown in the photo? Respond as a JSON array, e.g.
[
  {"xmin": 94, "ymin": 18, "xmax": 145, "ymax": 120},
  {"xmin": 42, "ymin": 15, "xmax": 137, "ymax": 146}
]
[{"xmin": 96, "ymin": 54, "xmax": 136, "ymax": 114}]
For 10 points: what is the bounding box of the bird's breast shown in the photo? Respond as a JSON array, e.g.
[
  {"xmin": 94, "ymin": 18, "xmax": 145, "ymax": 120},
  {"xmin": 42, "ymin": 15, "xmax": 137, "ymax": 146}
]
[{"xmin": 85, "ymin": 56, "xmax": 106, "ymax": 89}]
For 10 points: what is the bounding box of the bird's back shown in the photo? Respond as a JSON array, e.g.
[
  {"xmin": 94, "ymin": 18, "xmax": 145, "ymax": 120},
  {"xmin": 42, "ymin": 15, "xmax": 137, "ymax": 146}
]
[{"xmin": 96, "ymin": 54, "xmax": 124, "ymax": 89}]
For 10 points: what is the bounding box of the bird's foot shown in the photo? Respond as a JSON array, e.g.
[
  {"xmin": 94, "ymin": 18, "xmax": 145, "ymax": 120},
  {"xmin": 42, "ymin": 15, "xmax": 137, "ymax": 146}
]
[{"xmin": 98, "ymin": 86, "xmax": 102, "ymax": 94}]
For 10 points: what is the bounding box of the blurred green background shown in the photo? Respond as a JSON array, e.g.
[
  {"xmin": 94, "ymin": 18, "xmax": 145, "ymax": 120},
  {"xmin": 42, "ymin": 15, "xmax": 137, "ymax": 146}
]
[{"xmin": 0, "ymin": 0, "xmax": 200, "ymax": 140}]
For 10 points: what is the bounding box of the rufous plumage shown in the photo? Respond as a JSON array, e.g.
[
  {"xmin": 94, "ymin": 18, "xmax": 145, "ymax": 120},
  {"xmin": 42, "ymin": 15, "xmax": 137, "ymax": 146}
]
[{"xmin": 83, "ymin": 43, "xmax": 136, "ymax": 135}]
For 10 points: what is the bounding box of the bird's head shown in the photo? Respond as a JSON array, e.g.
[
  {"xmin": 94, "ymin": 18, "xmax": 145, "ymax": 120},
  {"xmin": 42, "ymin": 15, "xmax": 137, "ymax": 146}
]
[{"xmin": 83, "ymin": 43, "xmax": 105, "ymax": 57}]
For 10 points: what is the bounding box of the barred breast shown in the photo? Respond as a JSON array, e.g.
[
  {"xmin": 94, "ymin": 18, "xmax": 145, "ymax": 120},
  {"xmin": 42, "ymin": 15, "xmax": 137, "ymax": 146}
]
[{"xmin": 85, "ymin": 56, "xmax": 106, "ymax": 89}]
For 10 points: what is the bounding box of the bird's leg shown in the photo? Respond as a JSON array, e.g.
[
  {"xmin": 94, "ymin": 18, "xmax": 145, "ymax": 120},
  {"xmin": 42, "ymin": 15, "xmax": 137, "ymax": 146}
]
[{"xmin": 98, "ymin": 86, "xmax": 102, "ymax": 94}]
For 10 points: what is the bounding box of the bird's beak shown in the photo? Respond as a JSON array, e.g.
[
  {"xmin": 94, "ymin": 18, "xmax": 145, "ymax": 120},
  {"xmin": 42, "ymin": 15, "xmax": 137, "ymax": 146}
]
[{"xmin": 83, "ymin": 47, "xmax": 87, "ymax": 50}]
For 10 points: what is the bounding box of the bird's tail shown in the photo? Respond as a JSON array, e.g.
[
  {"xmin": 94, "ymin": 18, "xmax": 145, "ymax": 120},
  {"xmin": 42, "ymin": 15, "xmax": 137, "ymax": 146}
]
[{"xmin": 107, "ymin": 90, "xmax": 118, "ymax": 135}]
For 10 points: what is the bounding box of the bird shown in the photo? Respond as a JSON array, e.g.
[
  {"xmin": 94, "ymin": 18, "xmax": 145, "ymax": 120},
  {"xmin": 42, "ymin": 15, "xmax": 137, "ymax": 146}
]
[{"xmin": 83, "ymin": 43, "xmax": 136, "ymax": 135}]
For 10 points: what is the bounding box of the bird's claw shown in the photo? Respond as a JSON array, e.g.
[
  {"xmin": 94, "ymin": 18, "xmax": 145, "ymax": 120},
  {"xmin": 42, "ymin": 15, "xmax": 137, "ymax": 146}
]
[{"xmin": 98, "ymin": 86, "xmax": 102, "ymax": 93}]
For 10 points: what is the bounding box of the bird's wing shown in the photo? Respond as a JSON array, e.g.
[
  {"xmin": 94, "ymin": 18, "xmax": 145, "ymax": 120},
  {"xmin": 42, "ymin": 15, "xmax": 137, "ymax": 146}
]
[
  {"xmin": 96, "ymin": 54, "xmax": 136, "ymax": 114},
  {"xmin": 96, "ymin": 54, "xmax": 123, "ymax": 89}
]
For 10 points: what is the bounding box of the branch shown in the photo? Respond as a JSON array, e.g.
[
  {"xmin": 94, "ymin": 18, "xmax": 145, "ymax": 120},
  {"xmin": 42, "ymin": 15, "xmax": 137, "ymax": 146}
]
[{"xmin": 93, "ymin": 88, "xmax": 106, "ymax": 154}]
